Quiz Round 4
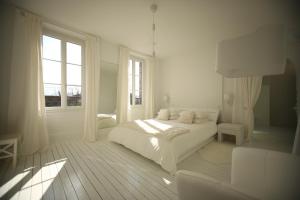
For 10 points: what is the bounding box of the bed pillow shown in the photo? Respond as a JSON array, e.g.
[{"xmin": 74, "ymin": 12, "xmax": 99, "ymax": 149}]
[
  {"xmin": 194, "ymin": 110, "xmax": 219, "ymax": 124},
  {"xmin": 178, "ymin": 111, "xmax": 194, "ymax": 124},
  {"xmin": 193, "ymin": 112, "xmax": 208, "ymax": 124},
  {"xmin": 157, "ymin": 109, "xmax": 169, "ymax": 120},
  {"xmin": 169, "ymin": 108, "xmax": 181, "ymax": 120}
]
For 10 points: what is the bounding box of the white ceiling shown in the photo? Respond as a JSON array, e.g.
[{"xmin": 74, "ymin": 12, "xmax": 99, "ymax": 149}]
[{"xmin": 10, "ymin": 0, "xmax": 299, "ymax": 58}]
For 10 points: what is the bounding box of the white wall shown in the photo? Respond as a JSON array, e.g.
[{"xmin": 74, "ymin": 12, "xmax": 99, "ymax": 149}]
[
  {"xmin": 254, "ymin": 83, "xmax": 270, "ymax": 127},
  {"xmin": 100, "ymin": 39, "xmax": 119, "ymax": 65},
  {"xmin": 155, "ymin": 0, "xmax": 299, "ymax": 116},
  {"xmin": 156, "ymin": 50, "xmax": 222, "ymax": 112},
  {"xmin": 218, "ymin": 0, "xmax": 299, "ymax": 122},
  {"xmin": 99, "ymin": 64, "xmax": 118, "ymax": 114},
  {"xmin": 47, "ymin": 109, "xmax": 84, "ymax": 142}
]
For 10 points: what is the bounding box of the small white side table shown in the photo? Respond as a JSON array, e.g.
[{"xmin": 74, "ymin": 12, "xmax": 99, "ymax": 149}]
[
  {"xmin": 218, "ymin": 123, "xmax": 244, "ymax": 145},
  {"xmin": 0, "ymin": 134, "xmax": 19, "ymax": 168}
]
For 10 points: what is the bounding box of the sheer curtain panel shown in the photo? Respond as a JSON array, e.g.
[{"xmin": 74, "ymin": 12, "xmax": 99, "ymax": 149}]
[
  {"xmin": 83, "ymin": 36, "xmax": 101, "ymax": 142},
  {"xmin": 232, "ymin": 77, "xmax": 262, "ymax": 142},
  {"xmin": 116, "ymin": 47, "xmax": 129, "ymax": 123},
  {"xmin": 144, "ymin": 58, "xmax": 155, "ymax": 119},
  {"xmin": 8, "ymin": 10, "xmax": 49, "ymax": 155}
]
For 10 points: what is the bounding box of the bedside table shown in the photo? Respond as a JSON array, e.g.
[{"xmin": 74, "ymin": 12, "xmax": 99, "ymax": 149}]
[{"xmin": 218, "ymin": 123, "xmax": 244, "ymax": 145}]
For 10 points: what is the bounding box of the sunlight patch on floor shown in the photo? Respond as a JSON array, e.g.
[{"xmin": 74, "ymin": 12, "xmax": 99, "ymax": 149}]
[
  {"xmin": 162, "ymin": 177, "xmax": 172, "ymax": 185},
  {"xmin": 0, "ymin": 158, "xmax": 66, "ymax": 199}
]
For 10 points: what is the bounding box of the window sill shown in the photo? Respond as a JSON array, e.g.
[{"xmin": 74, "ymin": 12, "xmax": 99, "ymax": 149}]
[
  {"xmin": 129, "ymin": 105, "xmax": 144, "ymax": 109},
  {"xmin": 45, "ymin": 106, "xmax": 84, "ymax": 113}
]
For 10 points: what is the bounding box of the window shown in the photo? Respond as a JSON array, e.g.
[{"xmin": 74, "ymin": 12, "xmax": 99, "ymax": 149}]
[
  {"xmin": 42, "ymin": 33, "xmax": 84, "ymax": 108},
  {"xmin": 128, "ymin": 57, "xmax": 143, "ymax": 106}
]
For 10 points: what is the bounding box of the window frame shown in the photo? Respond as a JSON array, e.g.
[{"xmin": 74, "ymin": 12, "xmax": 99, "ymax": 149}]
[
  {"xmin": 42, "ymin": 28, "xmax": 85, "ymax": 111},
  {"xmin": 129, "ymin": 56, "xmax": 144, "ymax": 108}
]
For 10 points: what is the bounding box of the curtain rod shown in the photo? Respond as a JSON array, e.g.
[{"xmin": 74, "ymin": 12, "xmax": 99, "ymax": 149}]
[{"xmin": 8, "ymin": 2, "xmax": 99, "ymax": 39}]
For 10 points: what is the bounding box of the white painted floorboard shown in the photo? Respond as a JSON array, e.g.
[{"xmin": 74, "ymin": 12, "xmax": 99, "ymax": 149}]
[
  {"xmin": 0, "ymin": 140, "xmax": 179, "ymax": 200},
  {"xmin": 1, "ymin": 127, "xmax": 292, "ymax": 199}
]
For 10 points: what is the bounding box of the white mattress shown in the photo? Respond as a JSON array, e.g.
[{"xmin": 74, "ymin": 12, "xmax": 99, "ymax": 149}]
[{"xmin": 109, "ymin": 119, "xmax": 217, "ymax": 173}]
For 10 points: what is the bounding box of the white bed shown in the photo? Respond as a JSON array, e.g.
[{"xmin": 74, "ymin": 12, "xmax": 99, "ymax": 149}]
[{"xmin": 109, "ymin": 115, "xmax": 218, "ymax": 173}]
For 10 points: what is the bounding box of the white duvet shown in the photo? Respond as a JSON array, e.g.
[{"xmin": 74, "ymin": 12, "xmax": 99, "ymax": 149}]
[{"xmin": 109, "ymin": 119, "xmax": 217, "ymax": 173}]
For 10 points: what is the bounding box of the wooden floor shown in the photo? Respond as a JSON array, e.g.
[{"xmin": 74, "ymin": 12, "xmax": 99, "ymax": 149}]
[{"xmin": 0, "ymin": 140, "xmax": 178, "ymax": 200}]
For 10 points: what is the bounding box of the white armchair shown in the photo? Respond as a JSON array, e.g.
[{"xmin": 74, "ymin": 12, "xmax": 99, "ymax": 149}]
[{"xmin": 176, "ymin": 147, "xmax": 300, "ymax": 200}]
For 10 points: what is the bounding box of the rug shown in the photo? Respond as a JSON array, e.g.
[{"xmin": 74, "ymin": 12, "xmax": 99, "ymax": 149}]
[{"xmin": 197, "ymin": 141, "xmax": 234, "ymax": 165}]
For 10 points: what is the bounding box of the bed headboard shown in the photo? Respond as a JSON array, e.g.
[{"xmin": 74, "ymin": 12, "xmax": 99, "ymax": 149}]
[{"xmin": 168, "ymin": 107, "xmax": 220, "ymax": 124}]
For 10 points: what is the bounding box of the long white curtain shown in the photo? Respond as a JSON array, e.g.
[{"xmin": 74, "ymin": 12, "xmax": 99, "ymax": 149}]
[
  {"xmin": 144, "ymin": 58, "xmax": 155, "ymax": 119},
  {"xmin": 8, "ymin": 10, "xmax": 48, "ymax": 155},
  {"xmin": 292, "ymin": 67, "xmax": 300, "ymax": 155},
  {"xmin": 293, "ymin": 120, "xmax": 300, "ymax": 155},
  {"xmin": 116, "ymin": 47, "xmax": 129, "ymax": 124},
  {"xmin": 232, "ymin": 77, "xmax": 262, "ymax": 141},
  {"xmin": 83, "ymin": 36, "xmax": 101, "ymax": 142}
]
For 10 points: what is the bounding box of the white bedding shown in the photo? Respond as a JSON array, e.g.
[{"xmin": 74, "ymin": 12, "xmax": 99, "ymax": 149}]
[
  {"xmin": 108, "ymin": 119, "xmax": 217, "ymax": 173},
  {"xmin": 97, "ymin": 114, "xmax": 116, "ymax": 129}
]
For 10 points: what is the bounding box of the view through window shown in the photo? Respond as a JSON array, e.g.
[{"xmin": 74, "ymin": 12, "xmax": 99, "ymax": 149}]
[
  {"xmin": 42, "ymin": 34, "xmax": 83, "ymax": 108},
  {"xmin": 128, "ymin": 57, "xmax": 143, "ymax": 106}
]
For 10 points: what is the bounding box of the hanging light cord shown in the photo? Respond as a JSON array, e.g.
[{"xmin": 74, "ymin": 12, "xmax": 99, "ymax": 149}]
[
  {"xmin": 150, "ymin": 3, "xmax": 157, "ymax": 57},
  {"xmin": 152, "ymin": 13, "xmax": 156, "ymax": 57}
]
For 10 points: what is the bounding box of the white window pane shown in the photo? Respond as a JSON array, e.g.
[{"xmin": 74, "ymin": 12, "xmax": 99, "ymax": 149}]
[
  {"xmin": 134, "ymin": 60, "xmax": 142, "ymax": 105},
  {"xmin": 135, "ymin": 90, "xmax": 140, "ymax": 97},
  {"xmin": 42, "ymin": 35, "xmax": 61, "ymax": 61},
  {"xmin": 128, "ymin": 77, "xmax": 132, "ymax": 93},
  {"xmin": 44, "ymin": 84, "xmax": 61, "ymax": 96},
  {"xmin": 67, "ymin": 42, "xmax": 82, "ymax": 65},
  {"xmin": 43, "ymin": 59, "xmax": 61, "ymax": 84},
  {"xmin": 128, "ymin": 59, "xmax": 133, "ymax": 105},
  {"xmin": 135, "ymin": 61, "xmax": 140, "ymax": 76},
  {"xmin": 128, "ymin": 59, "xmax": 132, "ymax": 76},
  {"xmin": 135, "ymin": 76, "xmax": 140, "ymax": 92},
  {"xmin": 67, "ymin": 86, "xmax": 81, "ymax": 106},
  {"xmin": 67, "ymin": 64, "xmax": 81, "ymax": 85}
]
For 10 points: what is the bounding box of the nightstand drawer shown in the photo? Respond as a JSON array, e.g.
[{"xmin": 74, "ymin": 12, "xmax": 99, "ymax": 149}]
[
  {"xmin": 218, "ymin": 123, "xmax": 244, "ymax": 131},
  {"xmin": 219, "ymin": 128, "xmax": 241, "ymax": 135}
]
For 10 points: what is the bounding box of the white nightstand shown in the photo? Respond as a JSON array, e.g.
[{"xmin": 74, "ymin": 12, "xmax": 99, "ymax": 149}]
[
  {"xmin": 218, "ymin": 123, "xmax": 244, "ymax": 145},
  {"xmin": 0, "ymin": 134, "xmax": 19, "ymax": 168}
]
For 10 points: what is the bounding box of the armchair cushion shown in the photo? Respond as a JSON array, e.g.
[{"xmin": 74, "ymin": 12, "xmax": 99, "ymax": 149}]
[
  {"xmin": 231, "ymin": 147, "xmax": 300, "ymax": 200},
  {"xmin": 176, "ymin": 170, "xmax": 255, "ymax": 200},
  {"xmin": 176, "ymin": 147, "xmax": 300, "ymax": 200}
]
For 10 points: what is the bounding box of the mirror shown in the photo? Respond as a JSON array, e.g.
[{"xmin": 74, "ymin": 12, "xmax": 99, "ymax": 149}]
[{"xmin": 98, "ymin": 61, "xmax": 118, "ymax": 114}]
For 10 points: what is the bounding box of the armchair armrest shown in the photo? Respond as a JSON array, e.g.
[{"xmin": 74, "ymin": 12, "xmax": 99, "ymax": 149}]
[
  {"xmin": 175, "ymin": 170, "xmax": 255, "ymax": 200},
  {"xmin": 231, "ymin": 147, "xmax": 300, "ymax": 199}
]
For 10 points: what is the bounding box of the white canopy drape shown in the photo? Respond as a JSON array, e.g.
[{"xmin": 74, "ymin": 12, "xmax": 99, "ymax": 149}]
[
  {"xmin": 144, "ymin": 58, "xmax": 155, "ymax": 119},
  {"xmin": 8, "ymin": 10, "xmax": 49, "ymax": 155},
  {"xmin": 83, "ymin": 36, "xmax": 101, "ymax": 142},
  {"xmin": 116, "ymin": 47, "xmax": 129, "ymax": 124},
  {"xmin": 232, "ymin": 77, "xmax": 262, "ymax": 141},
  {"xmin": 216, "ymin": 25, "xmax": 285, "ymax": 78}
]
